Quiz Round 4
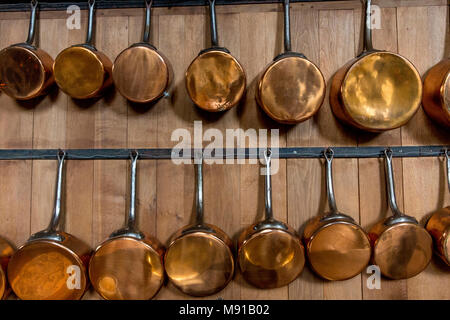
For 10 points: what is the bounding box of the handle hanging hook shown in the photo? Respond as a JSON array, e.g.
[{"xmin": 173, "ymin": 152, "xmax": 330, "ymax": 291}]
[
  {"xmin": 324, "ymin": 148, "xmax": 339, "ymax": 215},
  {"xmin": 125, "ymin": 151, "xmax": 139, "ymax": 230},
  {"xmin": 143, "ymin": 0, "xmax": 153, "ymax": 43},
  {"xmin": 264, "ymin": 149, "xmax": 274, "ymax": 221},
  {"xmin": 384, "ymin": 149, "xmax": 404, "ymax": 218},
  {"xmin": 283, "ymin": 0, "xmax": 292, "ymax": 52},
  {"xmin": 47, "ymin": 149, "xmax": 66, "ymax": 232},
  {"xmin": 26, "ymin": 0, "xmax": 38, "ymax": 45},
  {"xmin": 85, "ymin": 0, "xmax": 95, "ymax": 45}
]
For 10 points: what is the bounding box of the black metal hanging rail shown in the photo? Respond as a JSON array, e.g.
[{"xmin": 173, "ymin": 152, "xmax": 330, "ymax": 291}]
[
  {"xmin": 0, "ymin": 146, "xmax": 446, "ymax": 160},
  {"xmin": 0, "ymin": 0, "xmax": 343, "ymax": 12}
]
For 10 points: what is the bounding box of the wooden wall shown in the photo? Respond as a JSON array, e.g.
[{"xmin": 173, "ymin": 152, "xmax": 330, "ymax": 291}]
[{"xmin": 0, "ymin": 0, "xmax": 448, "ymax": 300}]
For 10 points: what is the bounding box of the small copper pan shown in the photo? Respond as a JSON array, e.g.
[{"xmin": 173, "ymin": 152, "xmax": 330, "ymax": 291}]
[
  {"xmin": 330, "ymin": 0, "xmax": 422, "ymax": 132},
  {"xmin": 112, "ymin": 0, "xmax": 172, "ymax": 104},
  {"xmin": 238, "ymin": 150, "xmax": 305, "ymax": 289},
  {"xmin": 303, "ymin": 148, "xmax": 371, "ymax": 280},
  {"xmin": 7, "ymin": 151, "xmax": 91, "ymax": 300},
  {"xmin": 0, "ymin": 238, "xmax": 14, "ymax": 300},
  {"xmin": 422, "ymin": 58, "xmax": 450, "ymax": 128},
  {"xmin": 89, "ymin": 152, "xmax": 165, "ymax": 300},
  {"xmin": 164, "ymin": 156, "xmax": 234, "ymax": 297},
  {"xmin": 257, "ymin": 0, "xmax": 325, "ymax": 124},
  {"xmin": 426, "ymin": 149, "xmax": 450, "ymax": 266},
  {"xmin": 185, "ymin": 0, "xmax": 246, "ymax": 112},
  {"xmin": 53, "ymin": 0, "xmax": 112, "ymax": 100},
  {"xmin": 369, "ymin": 149, "xmax": 433, "ymax": 279},
  {"xmin": 0, "ymin": 1, "xmax": 54, "ymax": 100}
]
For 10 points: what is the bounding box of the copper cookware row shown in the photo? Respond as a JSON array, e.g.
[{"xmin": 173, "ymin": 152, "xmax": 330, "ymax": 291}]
[{"xmin": 0, "ymin": 148, "xmax": 448, "ymax": 300}]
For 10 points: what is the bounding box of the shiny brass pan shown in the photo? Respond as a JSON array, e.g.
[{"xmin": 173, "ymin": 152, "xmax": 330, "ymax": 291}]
[
  {"xmin": 54, "ymin": 0, "xmax": 113, "ymax": 100},
  {"xmin": 257, "ymin": 0, "xmax": 325, "ymax": 124},
  {"xmin": 0, "ymin": 1, "xmax": 54, "ymax": 100},
  {"xmin": 330, "ymin": 0, "xmax": 422, "ymax": 132}
]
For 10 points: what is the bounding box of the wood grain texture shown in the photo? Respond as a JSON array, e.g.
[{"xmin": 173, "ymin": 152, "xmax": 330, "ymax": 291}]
[{"xmin": 0, "ymin": 1, "xmax": 448, "ymax": 300}]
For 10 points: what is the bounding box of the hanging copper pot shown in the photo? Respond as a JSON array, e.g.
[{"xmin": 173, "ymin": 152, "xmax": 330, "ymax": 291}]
[
  {"xmin": 257, "ymin": 0, "xmax": 325, "ymax": 124},
  {"xmin": 89, "ymin": 152, "xmax": 165, "ymax": 300},
  {"xmin": 0, "ymin": 1, "xmax": 54, "ymax": 100},
  {"xmin": 53, "ymin": 0, "xmax": 113, "ymax": 100},
  {"xmin": 0, "ymin": 238, "xmax": 14, "ymax": 300},
  {"xmin": 330, "ymin": 0, "xmax": 422, "ymax": 132},
  {"xmin": 238, "ymin": 150, "xmax": 305, "ymax": 289},
  {"xmin": 303, "ymin": 148, "xmax": 371, "ymax": 280},
  {"xmin": 7, "ymin": 151, "xmax": 91, "ymax": 300},
  {"xmin": 369, "ymin": 149, "xmax": 433, "ymax": 279},
  {"xmin": 112, "ymin": 0, "xmax": 172, "ymax": 104},
  {"xmin": 185, "ymin": 0, "xmax": 246, "ymax": 112}
]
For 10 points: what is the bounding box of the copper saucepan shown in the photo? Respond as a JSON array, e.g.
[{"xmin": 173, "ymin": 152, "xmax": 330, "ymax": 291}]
[
  {"xmin": 53, "ymin": 0, "xmax": 113, "ymax": 100},
  {"xmin": 257, "ymin": 0, "xmax": 325, "ymax": 124},
  {"xmin": 425, "ymin": 149, "xmax": 450, "ymax": 266},
  {"xmin": 238, "ymin": 150, "xmax": 305, "ymax": 289},
  {"xmin": 0, "ymin": 238, "xmax": 14, "ymax": 299},
  {"xmin": 330, "ymin": 0, "xmax": 422, "ymax": 132},
  {"xmin": 185, "ymin": 0, "xmax": 246, "ymax": 112},
  {"xmin": 164, "ymin": 156, "xmax": 234, "ymax": 297},
  {"xmin": 112, "ymin": 0, "xmax": 172, "ymax": 104},
  {"xmin": 7, "ymin": 151, "xmax": 91, "ymax": 300},
  {"xmin": 422, "ymin": 58, "xmax": 450, "ymax": 128},
  {"xmin": 369, "ymin": 149, "xmax": 433, "ymax": 279},
  {"xmin": 89, "ymin": 152, "xmax": 165, "ymax": 300},
  {"xmin": 0, "ymin": 1, "xmax": 54, "ymax": 100},
  {"xmin": 303, "ymin": 148, "xmax": 371, "ymax": 280}
]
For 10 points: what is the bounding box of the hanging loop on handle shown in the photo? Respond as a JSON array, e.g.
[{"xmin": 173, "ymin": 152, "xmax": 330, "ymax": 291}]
[
  {"xmin": 361, "ymin": 0, "xmax": 374, "ymax": 54},
  {"xmin": 208, "ymin": 0, "xmax": 219, "ymax": 47},
  {"xmin": 26, "ymin": 0, "xmax": 38, "ymax": 45},
  {"xmin": 195, "ymin": 151, "xmax": 204, "ymax": 225},
  {"xmin": 445, "ymin": 148, "xmax": 450, "ymax": 193},
  {"xmin": 126, "ymin": 150, "xmax": 139, "ymax": 230},
  {"xmin": 324, "ymin": 148, "xmax": 339, "ymax": 215},
  {"xmin": 283, "ymin": 0, "xmax": 292, "ymax": 53},
  {"xmin": 384, "ymin": 149, "xmax": 404, "ymax": 218},
  {"xmin": 143, "ymin": 0, "xmax": 153, "ymax": 43},
  {"xmin": 85, "ymin": 0, "xmax": 95, "ymax": 45},
  {"xmin": 264, "ymin": 149, "xmax": 274, "ymax": 221}
]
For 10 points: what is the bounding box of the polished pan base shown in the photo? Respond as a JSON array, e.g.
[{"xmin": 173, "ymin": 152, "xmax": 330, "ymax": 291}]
[
  {"xmin": 0, "ymin": 238, "xmax": 14, "ymax": 299},
  {"xmin": 7, "ymin": 241, "xmax": 87, "ymax": 300},
  {"xmin": 89, "ymin": 237, "xmax": 164, "ymax": 300},
  {"xmin": 239, "ymin": 229, "xmax": 305, "ymax": 289}
]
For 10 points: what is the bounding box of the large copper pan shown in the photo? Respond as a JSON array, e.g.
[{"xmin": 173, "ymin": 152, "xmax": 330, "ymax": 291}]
[{"xmin": 330, "ymin": 0, "xmax": 422, "ymax": 132}]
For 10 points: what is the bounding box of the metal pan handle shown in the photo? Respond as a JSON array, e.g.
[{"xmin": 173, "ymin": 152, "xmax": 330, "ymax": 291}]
[
  {"xmin": 324, "ymin": 148, "xmax": 339, "ymax": 215},
  {"xmin": 195, "ymin": 151, "xmax": 204, "ymax": 225},
  {"xmin": 264, "ymin": 149, "xmax": 274, "ymax": 221},
  {"xmin": 143, "ymin": 0, "xmax": 153, "ymax": 43},
  {"xmin": 283, "ymin": 0, "xmax": 292, "ymax": 53},
  {"xmin": 208, "ymin": 0, "xmax": 219, "ymax": 47},
  {"xmin": 85, "ymin": 0, "xmax": 95, "ymax": 46},
  {"xmin": 25, "ymin": 0, "xmax": 38, "ymax": 45},
  {"xmin": 360, "ymin": 0, "xmax": 375, "ymax": 54},
  {"xmin": 446, "ymin": 149, "xmax": 450, "ymax": 193}
]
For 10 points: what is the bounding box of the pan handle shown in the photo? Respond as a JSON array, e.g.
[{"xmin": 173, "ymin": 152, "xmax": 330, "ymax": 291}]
[
  {"xmin": 360, "ymin": 0, "xmax": 375, "ymax": 54},
  {"xmin": 195, "ymin": 151, "xmax": 204, "ymax": 225},
  {"xmin": 263, "ymin": 149, "xmax": 274, "ymax": 221},
  {"xmin": 324, "ymin": 148, "xmax": 339, "ymax": 215},
  {"xmin": 283, "ymin": 0, "xmax": 291, "ymax": 53},
  {"xmin": 85, "ymin": 0, "xmax": 95, "ymax": 46},
  {"xmin": 208, "ymin": 0, "xmax": 219, "ymax": 47},
  {"xmin": 143, "ymin": 0, "xmax": 153, "ymax": 43},
  {"xmin": 446, "ymin": 149, "xmax": 450, "ymax": 193},
  {"xmin": 384, "ymin": 149, "xmax": 404, "ymax": 218},
  {"xmin": 25, "ymin": 0, "xmax": 38, "ymax": 45}
]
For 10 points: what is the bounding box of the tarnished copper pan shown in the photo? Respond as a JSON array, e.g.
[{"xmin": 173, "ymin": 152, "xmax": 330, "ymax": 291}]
[
  {"xmin": 7, "ymin": 151, "xmax": 91, "ymax": 300},
  {"xmin": 185, "ymin": 0, "xmax": 246, "ymax": 112},
  {"xmin": 426, "ymin": 150, "xmax": 450, "ymax": 266},
  {"xmin": 257, "ymin": 0, "xmax": 325, "ymax": 124},
  {"xmin": 369, "ymin": 150, "xmax": 432, "ymax": 279},
  {"xmin": 422, "ymin": 58, "xmax": 450, "ymax": 128},
  {"xmin": 0, "ymin": 1, "xmax": 54, "ymax": 100},
  {"xmin": 54, "ymin": 0, "xmax": 112, "ymax": 100},
  {"xmin": 0, "ymin": 238, "xmax": 14, "ymax": 300},
  {"xmin": 164, "ymin": 157, "xmax": 234, "ymax": 297},
  {"xmin": 238, "ymin": 150, "xmax": 305, "ymax": 289},
  {"xmin": 330, "ymin": 0, "xmax": 422, "ymax": 132},
  {"xmin": 89, "ymin": 152, "xmax": 165, "ymax": 300},
  {"xmin": 303, "ymin": 148, "xmax": 371, "ymax": 281},
  {"xmin": 113, "ymin": 0, "xmax": 172, "ymax": 104}
]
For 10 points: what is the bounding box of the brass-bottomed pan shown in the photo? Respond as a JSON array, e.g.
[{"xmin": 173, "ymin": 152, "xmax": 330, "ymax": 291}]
[
  {"xmin": 164, "ymin": 156, "xmax": 234, "ymax": 297},
  {"xmin": 0, "ymin": 1, "xmax": 54, "ymax": 100},
  {"xmin": 112, "ymin": 0, "xmax": 172, "ymax": 104},
  {"xmin": 422, "ymin": 58, "xmax": 450, "ymax": 128},
  {"xmin": 185, "ymin": 0, "xmax": 246, "ymax": 112},
  {"xmin": 89, "ymin": 152, "xmax": 165, "ymax": 300},
  {"xmin": 7, "ymin": 151, "xmax": 91, "ymax": 300},
  {"xmin": 425, "ymin": 150, "xmax": 450, "ymax": 265},
  {"xmin": 0, "ymin": 238, "xmax": 14, "ymax": 299},
  {"xmin": 257, "ymin": 0, "xmax": 325, "ymax": 124},
  {"xmin": 238, "ymin": 150, "xmax": 305, "ymax": 289},
  {"xmin": 369, "ymin": 149, "xmax": 433, "ymax": 279},
  {"xmin": 330, "ymin": 0, "xmax": 422, "ymax": 132},
  {"xmin": 303, "ymin": 148, "xmax": 371, "ymax": 280},
  {"xmin": 53, "ymin": 0, "xmax": 112, "ymax": 100}
]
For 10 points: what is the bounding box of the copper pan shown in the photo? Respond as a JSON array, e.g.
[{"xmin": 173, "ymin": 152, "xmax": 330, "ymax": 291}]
[
  {"xmin": 303, "ymin": 148, "xmax": 371, "ymax": 280},
  {"xmin": 0, "ymin": 1, "xmax": 54, "ymax": 100},
  {"xmin": 164, "ymin": 156, "xmax": 234, "ymax": 297},
  {"xmin": 112, "ymin": 0, "xmax": 172, "ymax": 104},
  {"xmin": 53, "ymin": 0, "xmax": 112, "ymax": 100},
  {"xmin": 369, "ymin": 149, "xmax": 432, "ymax": 279},
  {"xmin": 238, "ymin": 150, "xmax": 305, "ymax": 289},
  {"xmin": 7, "ymin": 151, "xmax": 91, "ymax": 300},
  {"xmin": 89, "ymin": 152, "xmax": 165, "ymax": 300},
  {"xmin": 0, "ymin": 238, "xmax": 14, "ymax": 299},
  {"xmin": 425, "ymin": 149, "xmax": 450, "ymax": 266},
  {"xmin": 330, "ymin": 0, "xmax": 422, "ymax": 132},
  {"xmin": 257, "ymin": 0, "xmax": 325, "ymax": 124},
  {"xmin": 185, "ymin": 0, "xmax": 246, "ymax": 112},
  {"xmin": 422, "ymin": 58, "xmax": 450, "ymax": 128}
]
